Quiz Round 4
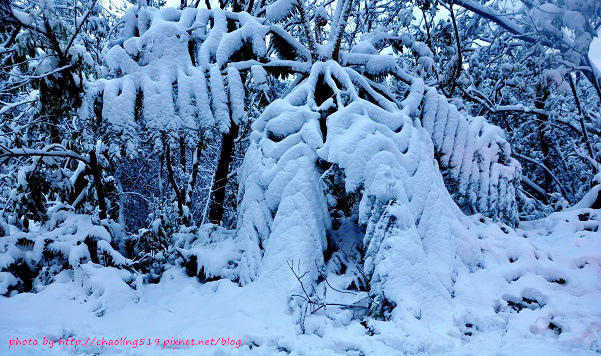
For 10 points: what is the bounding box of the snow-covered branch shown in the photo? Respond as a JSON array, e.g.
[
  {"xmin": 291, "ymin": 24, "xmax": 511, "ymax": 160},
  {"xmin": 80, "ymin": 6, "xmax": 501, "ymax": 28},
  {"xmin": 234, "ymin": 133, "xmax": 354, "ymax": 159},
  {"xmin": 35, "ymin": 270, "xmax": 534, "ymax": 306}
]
[{"xmin": 0, "ymin": 145, "xmax": 90, "ymax": 165}]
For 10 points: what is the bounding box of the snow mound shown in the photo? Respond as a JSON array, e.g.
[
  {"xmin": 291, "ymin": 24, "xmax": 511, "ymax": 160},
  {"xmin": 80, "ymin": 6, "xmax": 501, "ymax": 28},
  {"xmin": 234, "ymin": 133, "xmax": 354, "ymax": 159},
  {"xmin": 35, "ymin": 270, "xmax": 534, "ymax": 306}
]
[{"xmin": 0, "ymin": 209, "xmax": 599, "ymax": 354}]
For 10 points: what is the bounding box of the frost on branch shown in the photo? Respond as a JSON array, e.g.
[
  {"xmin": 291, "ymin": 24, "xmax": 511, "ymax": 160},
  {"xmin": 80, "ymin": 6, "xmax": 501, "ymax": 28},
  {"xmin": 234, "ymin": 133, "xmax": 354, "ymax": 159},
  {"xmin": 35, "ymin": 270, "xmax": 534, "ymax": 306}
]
[{"xmin": 235, "ymin": 61, "xmax": 483, "ymax": 322}]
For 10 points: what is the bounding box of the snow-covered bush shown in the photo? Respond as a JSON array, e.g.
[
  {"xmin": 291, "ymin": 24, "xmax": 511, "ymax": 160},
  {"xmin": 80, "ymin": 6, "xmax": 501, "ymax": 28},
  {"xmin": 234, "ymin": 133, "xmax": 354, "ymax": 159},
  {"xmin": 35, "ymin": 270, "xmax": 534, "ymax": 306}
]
[
  {"xmin": 172, "ymin": 224, "xmax": 238, "ymax": 282},
  {"xmin": 124, "ymin": 197, "xmax": 183, "ymax": 282},
  {"xmin": 0, "ymin": 210, "xmax": 129, "ymax": 296},
  {"xmin": 6, "ymin": 157, "xmax": 73, "ymax": 230}
]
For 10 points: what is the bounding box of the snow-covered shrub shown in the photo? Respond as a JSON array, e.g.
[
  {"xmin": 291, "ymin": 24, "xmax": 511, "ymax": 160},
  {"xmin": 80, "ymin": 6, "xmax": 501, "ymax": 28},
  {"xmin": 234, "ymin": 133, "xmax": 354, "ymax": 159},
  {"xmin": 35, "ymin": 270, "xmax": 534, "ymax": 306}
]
[
  {"xmin": 125, "ymin": 197, "xmax": 182, "ymax": 282},
  {"xmin": 0, "ymin": 210, "xmax": 129, "ymax": 296},
  {"xmin": 172, "ymin": 224, "xmax": 238, "ymax": 282},
  {"xmin": 6, "ymin": 157, "xmax": 73, "ymax": 230},
  {"xmin": 74, "ymin": 262, "xmax": 141, "ymax": 317}
]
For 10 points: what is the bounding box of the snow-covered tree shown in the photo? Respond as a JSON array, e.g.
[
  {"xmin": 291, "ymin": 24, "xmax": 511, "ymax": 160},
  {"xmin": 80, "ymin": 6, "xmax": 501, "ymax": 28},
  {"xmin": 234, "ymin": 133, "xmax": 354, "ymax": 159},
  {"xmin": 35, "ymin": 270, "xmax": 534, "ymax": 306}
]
[
  {"xmin": 1, "ymin": 0, "xmax": 599, "ymax": 342},
  {"xmin": 0, "ymin": 0, "xmax": 520, "ymax": 297},
  {"xmin": 0, "ymin": 0, "xmax": 123, "ymax": 293}
]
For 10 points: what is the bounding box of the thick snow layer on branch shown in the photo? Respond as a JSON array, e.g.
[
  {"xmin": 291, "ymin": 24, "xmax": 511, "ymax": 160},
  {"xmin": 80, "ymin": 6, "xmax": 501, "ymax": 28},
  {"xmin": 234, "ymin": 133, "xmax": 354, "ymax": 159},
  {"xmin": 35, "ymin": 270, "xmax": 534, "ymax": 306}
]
[
  {"xmin": 210, "ymin": 65, "xmax": 230, "ymax": 133},
  {"xmin": 417, "ymin": 87, "xmax": 520, "ymax": 224},
  {"xmin": 216, "ymin": 12, "xmax": 268, "ymax": 67},
  {"xmin": 228, "ymin": 66, "xmax": 245, "ymax": 125},
  {"xmin": 266, "ymin": 0, "xmax": 297, "ymax": 23},
  {"xmin": 82, "ymin": 6, "xmax": 280, "ymax": 153}
]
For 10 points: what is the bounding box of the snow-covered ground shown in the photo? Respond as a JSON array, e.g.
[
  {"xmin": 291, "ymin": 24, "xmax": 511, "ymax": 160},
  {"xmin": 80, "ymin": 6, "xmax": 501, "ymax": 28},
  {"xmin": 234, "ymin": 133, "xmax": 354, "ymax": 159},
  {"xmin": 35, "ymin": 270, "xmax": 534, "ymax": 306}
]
[{"xmin": 1, "ymin": 208, "xmax": 599, "ymax": 355}]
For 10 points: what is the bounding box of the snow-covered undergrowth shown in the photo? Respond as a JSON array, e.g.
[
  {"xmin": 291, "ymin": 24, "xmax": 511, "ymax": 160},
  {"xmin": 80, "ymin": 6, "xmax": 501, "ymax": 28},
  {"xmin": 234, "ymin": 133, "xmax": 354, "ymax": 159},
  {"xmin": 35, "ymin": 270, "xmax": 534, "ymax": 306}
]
[
  {"xmin": 0, "ymin": 210, "xmax": 130, "ymax": 296},
  {"xmin": 0, "ymin": 208, "xmax": 599, "ymax": 354}
]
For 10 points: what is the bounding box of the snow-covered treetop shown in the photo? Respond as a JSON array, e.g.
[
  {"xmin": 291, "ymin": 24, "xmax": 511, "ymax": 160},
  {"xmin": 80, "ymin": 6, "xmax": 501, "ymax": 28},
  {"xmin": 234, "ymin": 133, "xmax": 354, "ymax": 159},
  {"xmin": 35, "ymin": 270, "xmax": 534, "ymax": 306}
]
[
  {"xmin": 78, "ymin": 3, "xmax": 521, "ymax": 223},
  {"xmin": 446, "ymin": 0, "xmax": 601, "ymax": 96}
]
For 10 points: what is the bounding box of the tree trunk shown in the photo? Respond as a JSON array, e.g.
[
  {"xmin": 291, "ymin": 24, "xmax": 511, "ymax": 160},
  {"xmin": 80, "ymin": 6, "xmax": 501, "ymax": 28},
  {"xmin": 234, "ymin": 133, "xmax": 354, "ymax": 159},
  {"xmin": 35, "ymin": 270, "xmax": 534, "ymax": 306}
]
[
  {"xmin": 535, "ymin": 87, "xmax": 552, "ymax": 196},
  {"xmin": 208, "ymin": 122, "xmax": 239, "ymax": 224},
  {"xmin": 165, "ymin": 143, "xmax": 184, "ymax": 216},
  {"xmin": 207, "ymin": 7, "xmax": 243, "ymax": 225},
  {"xmin": 89, "ymin": 150, "xmax": 107, "ymax": 220}
]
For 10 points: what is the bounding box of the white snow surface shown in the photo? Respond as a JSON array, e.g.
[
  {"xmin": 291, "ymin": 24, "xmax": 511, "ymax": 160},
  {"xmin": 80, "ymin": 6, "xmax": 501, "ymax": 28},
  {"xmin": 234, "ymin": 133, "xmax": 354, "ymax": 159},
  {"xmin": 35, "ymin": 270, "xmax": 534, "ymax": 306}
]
[{"xmin": 1, "ymin": 209, "xmax": 599, "ymax": 354}]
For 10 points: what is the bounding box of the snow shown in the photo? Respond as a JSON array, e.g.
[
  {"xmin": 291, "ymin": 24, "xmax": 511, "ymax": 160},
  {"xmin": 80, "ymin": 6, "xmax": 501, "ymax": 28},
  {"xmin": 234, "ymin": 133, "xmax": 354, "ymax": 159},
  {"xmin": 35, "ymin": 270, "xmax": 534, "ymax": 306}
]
[
  {"xmin": 216, "ymin": 12, "xmax": 268, "ymax": 67},
  {"xmin": 11, "ymin": 9, "xmax": 33, "ymax": 26},
  {"xmin": 0, "ymin": 213, "xmax": 129, "ymax": 295},
  {"xmin": 0, "ymin": 272, "xmax": 17, "ymax": 296},
  {"xmin": 84, "ymin": 6, "xmax": 279, "ymax": 154},
  {"xmin": 315, "ymin": 6, "xmax": 328, "ymax": 26},
  {"xmin": 418, "ymin": 86, "xmax": 520, "ymax": 224},
  {"xmin": 564, "ymin": 10, "xmax": 586, "ymax": 32},
  {"xmin": 209, "ymin": 65, "xmax": 230, "ymax": 133},
  {"xmin": 227, "ymin": 67, "xmax": 245, "ymax": 125},
  {"xmin": 1, "ymin": 209, "xmax": 599, "ymax": 354},
  {"xmin": 2, "ymin": 3, "xmax": 600, "ymax": 355},
  {"xmin": 266, "ymin": 0, "xmax": 297, "ymax": 23},
  {"xmin": 571, "ymin": 185, "xmax": 601, "ymax": 209},
  {"xmin": 101, "ymin": 78, "xmax": 140, "ymax": 158},
  {"xmin": 233, "ymin": 61, "xmax": 484, "ymax": 342}
]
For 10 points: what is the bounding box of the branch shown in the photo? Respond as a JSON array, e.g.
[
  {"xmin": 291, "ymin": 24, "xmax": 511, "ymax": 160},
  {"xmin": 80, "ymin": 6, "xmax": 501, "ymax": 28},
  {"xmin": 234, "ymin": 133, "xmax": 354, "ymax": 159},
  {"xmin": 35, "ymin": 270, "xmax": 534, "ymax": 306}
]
[
  {"xmin": 11, "ymin": 64, "xmax": 74, "ymax": 80},
  {"xmin": 165, "ymin": 143, "xmax": 184, "ymax": 215},
  {"xmin": 568, "ymin": 72, "xmax": 599, "ymax": 173},
  {"xmin": 513, "ymin": 151, "xmax": 568, "ymax": 198},
  {"xmin": 447, "ymin": 2, "xmax": 463, "ymax": 97},
  {"xmin": 0, "ymin": 98, "xmax": 36, "ymax": 115},
  {"xmin": 0, "ymin": 144, "xmax": 90, "ymax": 164},
  {"xmin": 331, "ymin": 0, "xmax": 353, "ymax": 61},
  {"xmin": 584, "ymin": 55, "xmax": 601, "ymax": 102},
  {"xmin": 287, "ymin": 260, "xmax": 317, "ymax": 307},
  {"xmin": 453, "ymin": 0, "xmax": 553, "ymax": 48},
  {"xmin": 458, "ymin": 85, "xmax": 548, "ymax": 116},
  {"xmin": 43, "ymin": 18, "xmax": 67, "ymax": 64},
  {"xmin": 573, "ymin": 144, "xmax": 601, "ymax": 173},
  {"xmin": 117, "ymin": 191, "xmax": 152, "ymax": 205},
  {"xmin": 89, "ymin": 149, "xmax": 107, "ymax": 220},
  {"xmin": 230, "ymin": 58, "xmax": 311, "ymax": 75},
  {"xmin": 521, "ymin": 175, "xmax": 547, "ymax": 197},
  {"xmin": 296, "ymin": 0, "xmax": 317, "ymax": 62},
  {"xmin": 453, "ymin": 0, "xmax": 601, "ymax": 93},
  {"xmin": 64, "ymin": 0, "xmax": 98, "ymax": 55},
  {"xmin": 287, "ymin": 260, "xmax": 368, "ymax": 315}
]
